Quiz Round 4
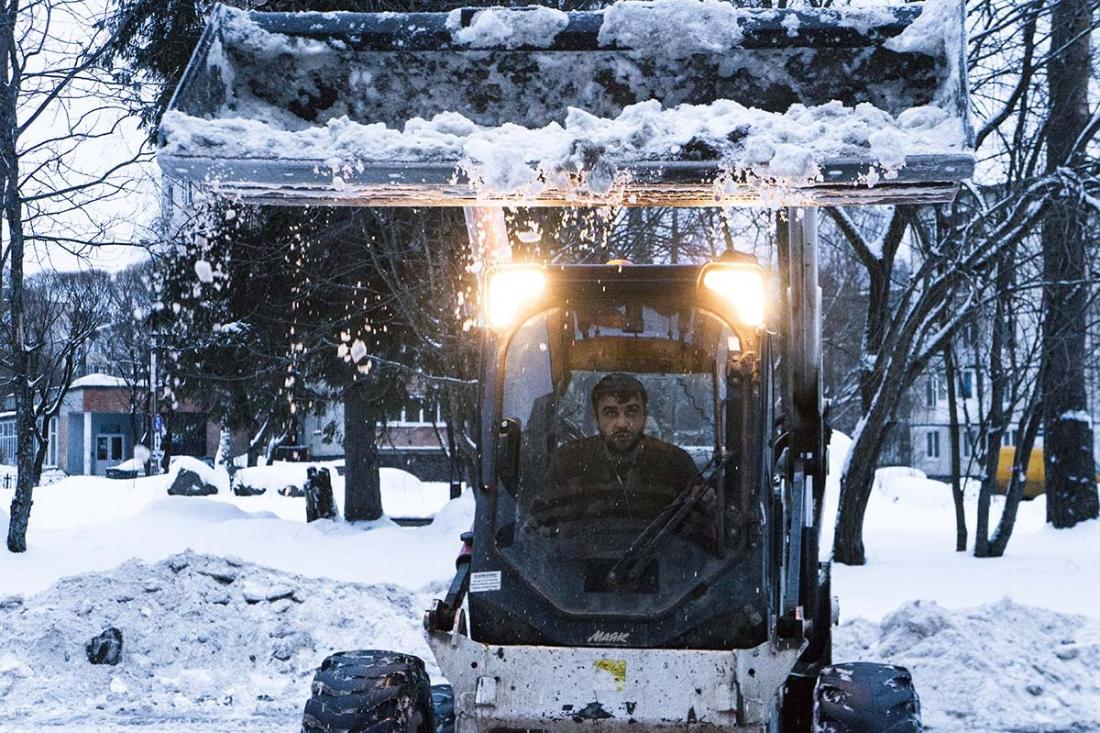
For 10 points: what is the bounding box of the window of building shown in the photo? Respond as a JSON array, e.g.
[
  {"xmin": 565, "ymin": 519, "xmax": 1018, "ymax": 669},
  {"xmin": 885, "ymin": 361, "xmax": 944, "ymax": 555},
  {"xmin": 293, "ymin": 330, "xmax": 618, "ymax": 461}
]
[
  {"xmin": 1003, "ymin": 429, "xmax": 1019, "ymax": 447},
  {"xmin": 96, "ymin": 434, "xmax": 124, "ymax": 462},
  {"xmin": 45, "ymin": 417, "xmax": 57, "ymax": 467},
  {"xmin": 0, "ymin": 418, "xmax": 15, "ymax": 465},
  {"xmin": 961, "ymin": 428, "xmax": 977, "ymax": 458},
  {"xmin": 926, "ymin": 430, "xmax": 941, "ymax": 459},
  {"xmin": 387, "ymin": 398, "xmax": 444, "ymax": 426},
  {"xmin": 925, "ymin": 377, "xmax": 938, "ymax": 408},
  {"xmin": 959, "ymin": 369, "xmax": 975, "ymax": 400}
]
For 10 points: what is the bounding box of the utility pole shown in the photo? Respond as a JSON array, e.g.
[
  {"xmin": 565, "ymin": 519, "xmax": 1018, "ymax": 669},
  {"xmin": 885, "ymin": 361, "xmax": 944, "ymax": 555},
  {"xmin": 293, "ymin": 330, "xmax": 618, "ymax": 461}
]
[{"xmin": 149, "ymin": 333, "xmax": 164, "ymax": 474}]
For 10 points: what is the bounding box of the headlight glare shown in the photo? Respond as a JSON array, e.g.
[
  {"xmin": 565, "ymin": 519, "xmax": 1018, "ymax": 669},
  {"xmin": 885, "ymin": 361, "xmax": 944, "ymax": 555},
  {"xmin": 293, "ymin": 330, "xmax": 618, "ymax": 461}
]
[
  {"xmin": 486, "ymin": 266, "xmax": 546, "ymax": 328},
  {"xmin": 702, "ymin": 266, "xmax": 765, "ymax": 326}
]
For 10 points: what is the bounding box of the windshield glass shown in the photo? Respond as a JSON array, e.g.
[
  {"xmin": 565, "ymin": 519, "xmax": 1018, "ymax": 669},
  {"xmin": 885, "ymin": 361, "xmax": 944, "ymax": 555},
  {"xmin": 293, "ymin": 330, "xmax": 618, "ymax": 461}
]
[{"xmin": 494, "ymin": 299, "xmax": 749, "ymax": 616}]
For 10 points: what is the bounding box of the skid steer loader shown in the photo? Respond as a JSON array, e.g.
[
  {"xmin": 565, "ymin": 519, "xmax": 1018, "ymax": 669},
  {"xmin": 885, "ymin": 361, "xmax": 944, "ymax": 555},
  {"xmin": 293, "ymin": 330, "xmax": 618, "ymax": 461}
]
[{"xmin": 159, "ymin": 1, "xmax": 973, "ymax": 730}]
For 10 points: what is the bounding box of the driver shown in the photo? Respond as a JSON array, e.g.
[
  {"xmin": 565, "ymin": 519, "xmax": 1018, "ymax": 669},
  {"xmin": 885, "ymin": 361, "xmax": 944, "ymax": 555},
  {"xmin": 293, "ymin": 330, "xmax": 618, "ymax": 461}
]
[{"xmin": 530, "ymin": 373, "xmax": 699, "ymax": 526}]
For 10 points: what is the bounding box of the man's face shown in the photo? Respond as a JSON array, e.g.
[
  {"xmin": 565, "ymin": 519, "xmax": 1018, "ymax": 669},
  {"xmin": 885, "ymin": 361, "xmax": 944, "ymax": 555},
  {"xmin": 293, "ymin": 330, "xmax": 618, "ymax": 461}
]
[{"xmin": 595, "ymin": 393, "xmax": 646, "ymax": 455}]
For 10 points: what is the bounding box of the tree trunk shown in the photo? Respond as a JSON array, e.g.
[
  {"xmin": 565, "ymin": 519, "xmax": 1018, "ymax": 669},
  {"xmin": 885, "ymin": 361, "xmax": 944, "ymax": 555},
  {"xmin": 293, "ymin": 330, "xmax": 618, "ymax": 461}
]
[
  {"xmin": 214, "ymin": 420, "xmax": 232, "ymax": 468},
  {"xmin": 3, "ymin": 15, "xmax": 33, "ymax": 552},
  {"xmin": 343, "ymin": 381, "xmax": 383, "ymax": 521},
  {"xmin": 975, "ymin": 253, "xmax": 1012, "ymax": 558},
  {"xmin": 1041, "ymin": 0, "xmax": 1100, "ymax": 529},
  {"xmin": 31, "ymin": 417, "xmax": 49, "ymax": 486},
  {"xmin": 986, "ymin": 387, "xmax": 1043, "ymax": 556},
  {"xmin": 833, "ymin": 395, "xmax": 897, "ymax": 565},
  {"xmin": 943, "ymin": 346, "xmax": 967, "ymax": 551},
  {"xmin": 305, "ymin": 467, "xmax": 337, "ymax": 522}
]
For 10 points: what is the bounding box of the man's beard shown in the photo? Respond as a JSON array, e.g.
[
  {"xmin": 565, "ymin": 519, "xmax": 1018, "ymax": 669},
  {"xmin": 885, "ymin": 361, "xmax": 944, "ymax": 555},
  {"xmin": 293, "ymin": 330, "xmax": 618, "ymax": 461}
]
[{"xmin": 606, "ymin": 430, "xmax": 642, "ymax": 455}]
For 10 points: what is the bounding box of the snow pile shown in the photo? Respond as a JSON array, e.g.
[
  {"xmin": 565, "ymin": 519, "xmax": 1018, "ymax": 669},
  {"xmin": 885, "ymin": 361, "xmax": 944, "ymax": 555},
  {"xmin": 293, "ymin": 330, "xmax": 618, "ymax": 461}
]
[
  {"xmin": 598, "ymin": 0, "xmax": 745, "ymax": 55},
  {"xmin": 162, "ymin": 99, "xmax": 963, "ymax": 194},
  {"xmin": 112, "ymin": 457, "xmax": 146, "ymax": 473},
  {"xmin": 446, "ymin": 6, "xmax": 568, "ymax": 49},
  {"xmin": 0, "ymin": 472, "xmax": 473, "ymax": 596},
  {"xmin": 161, "ymin": 0, "xmax": 968, "ymax": 200},
  {"xmin": 232, "ymin": 462, "xmax": 338, "ymax": 495},
  {"xmin": 836, "ymin": 599, "xmax": 1100, "ymax": 732},
  {"xmin": 0, "ymin": 552, "xmax": 1096, "ymax": 732},
  {"xmin": 167, "ymin": 456, "xmax": 230, "ymax": 494},
  {"xmin": 0, "ymin": 551, "xmax": 442, "ymax": 730}
]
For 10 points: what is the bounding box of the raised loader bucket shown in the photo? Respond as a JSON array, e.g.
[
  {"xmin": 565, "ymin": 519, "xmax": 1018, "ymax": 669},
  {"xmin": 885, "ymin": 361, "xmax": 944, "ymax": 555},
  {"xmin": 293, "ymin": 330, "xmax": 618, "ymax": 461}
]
[{"xmin": 159, "ymin": 0, "xmax": 973, "ymax": 207}]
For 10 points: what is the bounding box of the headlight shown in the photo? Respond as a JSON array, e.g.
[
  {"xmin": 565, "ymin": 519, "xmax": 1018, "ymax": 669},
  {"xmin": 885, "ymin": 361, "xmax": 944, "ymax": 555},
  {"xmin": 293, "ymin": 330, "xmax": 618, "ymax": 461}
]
[
  {"xmin": 701, "ymin": 265, "xmax": 766, "ymax": 326},
  {"xmin": 486, "ymin": 265, "xmax": 546, "ymax": 328}
]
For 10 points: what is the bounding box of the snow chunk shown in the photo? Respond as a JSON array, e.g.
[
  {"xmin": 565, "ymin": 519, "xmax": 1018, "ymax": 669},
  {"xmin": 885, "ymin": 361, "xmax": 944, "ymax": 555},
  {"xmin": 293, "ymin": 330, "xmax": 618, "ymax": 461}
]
[
  {"xmin": 780, "ymin": 13, "xmax": 800, "ymax": 38},
  {"xmin": 598, "ymin": 0, "xmax": 745, "ymax": 56},
  {"xmin": 349, "ymin": 339, "xmax": 368, "ymax": 364},
  {"xmin": 446, "ymin": 6, "xmax": 568, "ymax": 49},
  {"xmin": 1060, "ymin": 410, "xmax": 1092, "ymax": 424},
  {"xmin": 194, "ymin": 259, "xmax": 214, "ymax": 283},
  {"xmin": 884, "ymin": 0, "xmax": 955, "ymax": 56}
]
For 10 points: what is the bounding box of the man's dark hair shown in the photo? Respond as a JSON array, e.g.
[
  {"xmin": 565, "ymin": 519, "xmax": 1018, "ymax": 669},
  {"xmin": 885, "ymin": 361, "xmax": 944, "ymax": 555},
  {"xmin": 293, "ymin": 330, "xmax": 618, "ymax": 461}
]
[{"xmin": 591, "ymin": 373, "xmax": 647, "ymax": 411}]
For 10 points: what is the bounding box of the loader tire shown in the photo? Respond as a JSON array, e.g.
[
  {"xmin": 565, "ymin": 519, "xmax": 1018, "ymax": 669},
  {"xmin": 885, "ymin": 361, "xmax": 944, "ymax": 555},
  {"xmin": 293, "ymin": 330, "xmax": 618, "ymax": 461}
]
[
  {"xmin": 431, "ymin": 684, "xmax": 455, "ymax": 733},
  {"xmin": 813, "ymin": 662, "xmax": 921, "ymax": 733},
  {"xmin": 302, "ymin": 649, "xmax": 435, "ymax": 733}
]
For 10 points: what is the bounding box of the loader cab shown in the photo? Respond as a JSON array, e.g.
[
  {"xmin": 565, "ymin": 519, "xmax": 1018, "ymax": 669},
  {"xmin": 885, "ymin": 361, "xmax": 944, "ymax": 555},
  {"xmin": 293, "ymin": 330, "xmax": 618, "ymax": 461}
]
[{"xmin": 470, "ymin": 261, "xmax": 778, "ymax": 650}]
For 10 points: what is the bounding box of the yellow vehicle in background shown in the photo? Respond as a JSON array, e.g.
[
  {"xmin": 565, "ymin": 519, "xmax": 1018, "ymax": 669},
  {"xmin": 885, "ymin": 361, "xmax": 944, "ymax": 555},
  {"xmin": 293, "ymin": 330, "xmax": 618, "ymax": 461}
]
[{"xmin": 994, "ymin": 446, "xmax": 1044, "ymax": 499}]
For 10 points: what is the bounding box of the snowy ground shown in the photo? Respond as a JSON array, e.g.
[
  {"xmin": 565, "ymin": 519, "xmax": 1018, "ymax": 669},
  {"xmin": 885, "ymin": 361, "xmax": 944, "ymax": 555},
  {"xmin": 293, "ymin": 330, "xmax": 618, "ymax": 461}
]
[{"xmin": 0, "ymin": 446, "xmax": 1098, "ymax": 732}]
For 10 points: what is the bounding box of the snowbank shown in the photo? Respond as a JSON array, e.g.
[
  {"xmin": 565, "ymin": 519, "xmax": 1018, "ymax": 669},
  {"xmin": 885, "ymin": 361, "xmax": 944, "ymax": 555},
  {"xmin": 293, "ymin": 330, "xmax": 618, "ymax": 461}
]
[
  {"xmin": 0, "ymin": 552, "xmax": 442, "ymax": 731},
  {"xmin": 837, "ymin": 599, "xmax": 1100, "ymax": 732},
  {"xmin": 0, "ymin": 470, "xmax": 472, "ymax": 596},
  {"xmin": 232, "ymin": 462, "xmax": 337, "ymax": 495},
  {"xmin": 446, "ymin": 6, "xmax": 568, "ymax": 48},
  {"xmin": 230, "ymin": 464, "xmax": 449, "ymax": 519},
  {"xmin": 0, "ymin": 552, "xmax": 1095, "ymax": 733}
]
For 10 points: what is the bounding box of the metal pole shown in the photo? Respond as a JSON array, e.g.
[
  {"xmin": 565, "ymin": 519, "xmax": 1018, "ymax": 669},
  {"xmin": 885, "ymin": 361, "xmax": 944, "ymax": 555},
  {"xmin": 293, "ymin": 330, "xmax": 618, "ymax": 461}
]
[{"xmin": 149, "ymin": 334, "xmax": 163, "ymax": 474}]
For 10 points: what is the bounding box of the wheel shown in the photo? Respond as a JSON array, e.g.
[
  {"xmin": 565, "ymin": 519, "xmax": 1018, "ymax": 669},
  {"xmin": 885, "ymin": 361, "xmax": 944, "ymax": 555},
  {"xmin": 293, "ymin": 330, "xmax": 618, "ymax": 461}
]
[
  {"xmin": 813, "ymin": 662, "xmax": 921, "ymax": 733},
  {"xmin": 302, "ymin": 650, "xmax": 435, "ymax": 733},
  {"xmin": 431, "ymin": 684, "xmax": 455, "ymax": 733}
]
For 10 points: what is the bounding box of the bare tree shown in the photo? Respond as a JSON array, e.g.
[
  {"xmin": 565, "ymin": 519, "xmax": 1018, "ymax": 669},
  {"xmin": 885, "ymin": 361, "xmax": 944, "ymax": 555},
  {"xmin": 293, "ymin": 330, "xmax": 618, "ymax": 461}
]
[
  {"xmin": 20, "ymin": 270, "xmax": 111, "ymax": 483},
  {"xmin": 3, "ymin": 0, "xmax": 148, "ymax": 552},
  {"xmin": 1041, "ymin": 0, "xmax": 1100, "ymax": 528}
]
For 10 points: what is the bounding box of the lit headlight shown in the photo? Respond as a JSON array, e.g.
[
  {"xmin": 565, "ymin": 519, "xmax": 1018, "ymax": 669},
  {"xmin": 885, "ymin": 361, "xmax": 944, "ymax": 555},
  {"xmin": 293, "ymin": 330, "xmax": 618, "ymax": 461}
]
[
  {"xmin": 486, "ymin": 265, "xmax": 547, "ymax": 328},
  {"xmin": 702, "ymin": 265, "xmax": 766, "ymax": 326}
]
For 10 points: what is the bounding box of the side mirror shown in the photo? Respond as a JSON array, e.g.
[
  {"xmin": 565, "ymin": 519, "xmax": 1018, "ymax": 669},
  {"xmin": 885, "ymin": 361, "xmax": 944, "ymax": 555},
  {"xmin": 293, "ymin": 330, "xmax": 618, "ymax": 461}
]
[{"xmin": 496, "ymin": 417, "xmax": 521, "ymax": 493}]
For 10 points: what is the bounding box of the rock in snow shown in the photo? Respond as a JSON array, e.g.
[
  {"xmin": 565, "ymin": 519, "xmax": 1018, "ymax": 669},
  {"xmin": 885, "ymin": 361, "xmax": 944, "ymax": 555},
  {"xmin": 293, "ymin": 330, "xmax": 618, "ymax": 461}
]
[
  {"xmin": 166, "ymin": 468, "xmax": 218, "ymax": 497},
  {"xmin": 85, "ymin": 627, "xmax": 123, "ymax": 666}
]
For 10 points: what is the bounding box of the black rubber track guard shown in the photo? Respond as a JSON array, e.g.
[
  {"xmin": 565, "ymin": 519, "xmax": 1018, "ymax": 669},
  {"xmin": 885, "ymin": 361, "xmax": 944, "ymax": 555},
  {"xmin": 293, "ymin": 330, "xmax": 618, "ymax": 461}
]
[
  {"xmin": 813, "ymin": 662, "xmax": 922, "ymax": 733},
  {"xmin": 302, "ymin": 649, "xmax": 435, "ymax": 733}
]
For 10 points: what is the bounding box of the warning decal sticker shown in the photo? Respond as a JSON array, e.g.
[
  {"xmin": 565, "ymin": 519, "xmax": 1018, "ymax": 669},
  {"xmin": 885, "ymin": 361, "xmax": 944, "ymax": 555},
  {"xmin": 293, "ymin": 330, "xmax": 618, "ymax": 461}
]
[{"xmin": 469, "ymin": 571, "xmax": 502, "ymax": 593}]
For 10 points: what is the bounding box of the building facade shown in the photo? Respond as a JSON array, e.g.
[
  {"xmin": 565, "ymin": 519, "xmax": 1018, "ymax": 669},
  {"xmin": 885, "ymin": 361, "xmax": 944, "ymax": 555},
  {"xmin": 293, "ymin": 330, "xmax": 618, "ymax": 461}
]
[{"xmin": 299, "ymin": 395, "xmax": 453, "ymax": 481}]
